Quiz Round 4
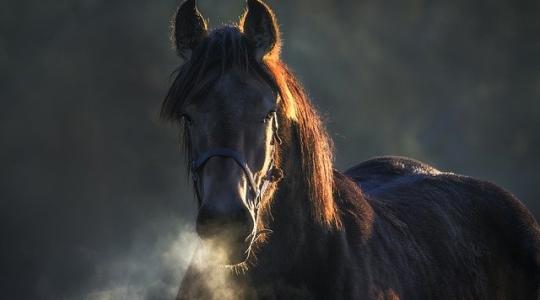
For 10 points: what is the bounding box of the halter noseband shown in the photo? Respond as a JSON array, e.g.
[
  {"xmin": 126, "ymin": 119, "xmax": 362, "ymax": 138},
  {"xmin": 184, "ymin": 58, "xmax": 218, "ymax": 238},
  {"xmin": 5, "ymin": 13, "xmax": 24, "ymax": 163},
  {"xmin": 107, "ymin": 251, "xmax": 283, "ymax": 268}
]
[{"xmin": 189, "ymin": 112, "xmax": 281, "ymax": 209}]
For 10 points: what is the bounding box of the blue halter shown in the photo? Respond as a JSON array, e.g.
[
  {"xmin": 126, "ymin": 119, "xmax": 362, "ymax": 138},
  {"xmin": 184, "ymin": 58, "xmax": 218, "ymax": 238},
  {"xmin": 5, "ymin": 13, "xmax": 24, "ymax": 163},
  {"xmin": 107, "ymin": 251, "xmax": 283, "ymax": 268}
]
[{"xmin": 189, "ymin": 112, "xmax": 280, "ymax": 209}]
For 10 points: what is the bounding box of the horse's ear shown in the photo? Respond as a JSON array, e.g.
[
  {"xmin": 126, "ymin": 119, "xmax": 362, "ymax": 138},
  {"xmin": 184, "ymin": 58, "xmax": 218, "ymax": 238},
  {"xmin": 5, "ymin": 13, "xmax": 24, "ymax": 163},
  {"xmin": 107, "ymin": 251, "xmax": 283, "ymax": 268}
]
[
  {"xmin": 172, "ymin": 0, "xmax": 208, "ymax": 60},
  {"xmin": 240, "ymin": 0, "xmax": 281, "ymax": 61}
]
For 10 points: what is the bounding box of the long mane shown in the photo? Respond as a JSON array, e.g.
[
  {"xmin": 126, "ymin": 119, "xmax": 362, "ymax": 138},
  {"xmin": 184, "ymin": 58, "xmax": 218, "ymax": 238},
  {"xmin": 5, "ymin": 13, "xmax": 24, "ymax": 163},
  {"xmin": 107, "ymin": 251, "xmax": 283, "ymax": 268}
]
[{"xmin": 161, "ymin": 26, "xmax": 340, "ymax": 228}]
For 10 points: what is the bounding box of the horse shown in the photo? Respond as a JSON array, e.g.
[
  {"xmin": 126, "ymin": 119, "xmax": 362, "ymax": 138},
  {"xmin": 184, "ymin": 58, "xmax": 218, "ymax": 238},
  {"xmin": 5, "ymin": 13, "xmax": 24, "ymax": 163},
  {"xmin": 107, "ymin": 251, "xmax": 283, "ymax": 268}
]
[{"xmin": 161, "ymin": 0, "xmax": 540, "ymax": 299}]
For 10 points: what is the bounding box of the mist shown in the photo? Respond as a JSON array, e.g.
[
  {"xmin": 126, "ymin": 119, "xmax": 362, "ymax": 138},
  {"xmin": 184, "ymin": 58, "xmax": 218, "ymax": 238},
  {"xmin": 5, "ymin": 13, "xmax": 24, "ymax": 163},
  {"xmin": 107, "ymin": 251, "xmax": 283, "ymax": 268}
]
[{"xmin": 1, "ymin": 0, "xmax": 539, "ymax": 299}]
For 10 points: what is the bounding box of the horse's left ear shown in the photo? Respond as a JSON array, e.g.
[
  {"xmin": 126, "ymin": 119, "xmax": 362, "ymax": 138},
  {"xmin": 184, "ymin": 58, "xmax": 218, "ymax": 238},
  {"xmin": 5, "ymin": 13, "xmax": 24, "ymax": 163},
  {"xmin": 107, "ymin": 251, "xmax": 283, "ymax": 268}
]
[{"xmin": 240, "ymin": 0, "xmax": 281, "ymax": 61}]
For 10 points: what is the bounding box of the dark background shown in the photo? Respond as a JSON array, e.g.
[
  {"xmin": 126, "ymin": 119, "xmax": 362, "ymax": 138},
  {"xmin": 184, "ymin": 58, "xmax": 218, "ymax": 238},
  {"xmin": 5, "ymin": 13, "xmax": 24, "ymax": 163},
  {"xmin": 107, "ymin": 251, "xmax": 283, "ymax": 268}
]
[{"xmin": 1, "ymin": 0, "xmax": 539, "ymax": 299}]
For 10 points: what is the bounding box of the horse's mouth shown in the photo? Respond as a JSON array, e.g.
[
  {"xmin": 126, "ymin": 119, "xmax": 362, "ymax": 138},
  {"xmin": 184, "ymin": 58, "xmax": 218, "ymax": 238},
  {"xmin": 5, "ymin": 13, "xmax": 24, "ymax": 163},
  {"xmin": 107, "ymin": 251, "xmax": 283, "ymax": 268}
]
[
  {"xmin": 198, "ymin": 235, "xmax": 252, "ymax": 266},
  {"xmin": 217, "ymin": 229, "xmax": 273, "ymax": 268}
]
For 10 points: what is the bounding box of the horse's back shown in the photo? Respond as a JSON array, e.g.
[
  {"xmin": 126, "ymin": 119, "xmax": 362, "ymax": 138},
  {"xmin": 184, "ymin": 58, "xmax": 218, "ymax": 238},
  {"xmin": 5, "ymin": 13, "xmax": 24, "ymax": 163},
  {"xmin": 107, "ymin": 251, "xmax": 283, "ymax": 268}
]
[
  {"xmin": 344, "ymin": 156, "xmax": 540, "ymax": 299},
  {"xmin": 344, "ymin": 156, "xmax": 441, "ymax": 194}
]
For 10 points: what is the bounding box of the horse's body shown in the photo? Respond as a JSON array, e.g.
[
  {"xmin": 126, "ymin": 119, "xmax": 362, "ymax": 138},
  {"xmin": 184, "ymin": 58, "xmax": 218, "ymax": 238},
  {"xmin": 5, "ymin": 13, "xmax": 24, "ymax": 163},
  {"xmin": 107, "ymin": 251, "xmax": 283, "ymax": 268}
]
[
  {"xmin": 179, "ymin": 156, "xmax": 540, "ymax": 299},
  {"xmin": 165, "ymin": 1, "xmax": 540, "ymax": 299},
  {"xmin": 341, "ymin": 157, "xmax": 539, "ymax": 299}
]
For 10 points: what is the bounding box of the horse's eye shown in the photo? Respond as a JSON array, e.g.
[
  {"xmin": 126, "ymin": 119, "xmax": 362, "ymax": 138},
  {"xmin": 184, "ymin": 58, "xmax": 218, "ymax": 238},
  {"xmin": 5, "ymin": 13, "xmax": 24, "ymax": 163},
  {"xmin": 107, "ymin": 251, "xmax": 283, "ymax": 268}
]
[
  {"xmin": 181, "ymin": 114, "xmax": 193, "ymax": 125},
  {"xmin": 262, "ymin": 111, "xmax": 276, "ymax": 123}
]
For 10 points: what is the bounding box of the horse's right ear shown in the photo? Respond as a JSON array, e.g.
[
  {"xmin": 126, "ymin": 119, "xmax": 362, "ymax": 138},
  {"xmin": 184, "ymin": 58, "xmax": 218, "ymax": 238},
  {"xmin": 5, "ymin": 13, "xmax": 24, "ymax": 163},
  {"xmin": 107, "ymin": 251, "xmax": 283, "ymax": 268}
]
[
  {"xmin": 172, "ymin": 0, "xmax": 208, "ymax": 60},
  {"xmin": 240, "ymin": 0, "xmax": 281, "ymax": 61}
]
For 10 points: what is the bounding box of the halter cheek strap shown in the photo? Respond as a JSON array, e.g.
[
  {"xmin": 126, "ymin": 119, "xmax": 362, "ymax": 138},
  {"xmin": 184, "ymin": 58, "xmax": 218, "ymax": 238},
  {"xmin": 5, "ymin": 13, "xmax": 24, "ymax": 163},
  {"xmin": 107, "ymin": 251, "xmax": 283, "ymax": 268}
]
[
  {"xmin": 191, "ymin": 148, "xmax": 277, "ymax": 209},
  {"xmin": 189, "ymin": 112, "xmax": 281, "ymax": 209},
  {"xmin": 191, "ymin": 148, "xmax": 260, "ymax": 199}
]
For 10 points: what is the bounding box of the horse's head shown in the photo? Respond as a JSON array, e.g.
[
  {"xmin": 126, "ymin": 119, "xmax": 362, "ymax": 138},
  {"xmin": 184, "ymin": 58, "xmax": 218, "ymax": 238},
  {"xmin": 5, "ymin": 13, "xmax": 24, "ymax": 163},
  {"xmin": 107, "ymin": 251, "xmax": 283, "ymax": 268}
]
[{"xmin": 164, "ymin": 0, "xmax": 283, "ymax": 265}]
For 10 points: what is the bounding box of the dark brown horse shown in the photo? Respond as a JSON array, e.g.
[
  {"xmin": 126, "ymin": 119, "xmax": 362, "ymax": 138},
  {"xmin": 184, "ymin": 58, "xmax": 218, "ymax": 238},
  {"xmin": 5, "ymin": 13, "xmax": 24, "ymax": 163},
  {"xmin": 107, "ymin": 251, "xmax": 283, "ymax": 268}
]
[{"xmin": 162, "ymin": 0, "xmax": 540, "ymax": 299}]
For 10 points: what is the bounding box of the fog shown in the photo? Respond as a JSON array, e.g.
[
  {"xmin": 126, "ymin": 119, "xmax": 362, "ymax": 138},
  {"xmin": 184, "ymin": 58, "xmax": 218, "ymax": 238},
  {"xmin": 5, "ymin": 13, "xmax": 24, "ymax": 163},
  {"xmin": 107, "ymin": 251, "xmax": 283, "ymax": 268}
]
[{"xmin": 1, "ymin": 0, "xmax": 539, "ymax": 299}]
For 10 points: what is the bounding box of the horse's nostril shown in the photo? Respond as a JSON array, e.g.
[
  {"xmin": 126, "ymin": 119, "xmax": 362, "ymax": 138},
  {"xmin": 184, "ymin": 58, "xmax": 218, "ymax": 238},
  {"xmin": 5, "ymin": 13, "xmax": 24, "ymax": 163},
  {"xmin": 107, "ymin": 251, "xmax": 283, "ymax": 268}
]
[{"xmin": 196, "ymin": 202, "xmax": 253, "ymax": 239}]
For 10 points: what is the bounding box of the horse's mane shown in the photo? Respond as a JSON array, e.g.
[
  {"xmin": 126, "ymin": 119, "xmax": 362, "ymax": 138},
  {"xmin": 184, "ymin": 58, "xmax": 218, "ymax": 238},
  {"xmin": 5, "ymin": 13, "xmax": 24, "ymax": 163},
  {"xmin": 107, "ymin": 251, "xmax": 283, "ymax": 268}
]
[{"xmin": 161, "ymin": 26, "xmax": 340, "ymax": 228}]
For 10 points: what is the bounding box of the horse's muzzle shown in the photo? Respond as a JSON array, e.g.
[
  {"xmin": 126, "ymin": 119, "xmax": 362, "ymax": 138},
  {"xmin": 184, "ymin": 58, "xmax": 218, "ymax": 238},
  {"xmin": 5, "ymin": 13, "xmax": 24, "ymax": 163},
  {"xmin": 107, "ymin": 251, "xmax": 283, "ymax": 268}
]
[{"xmin": 196, "ymin": 200, "xmax": 254, "ymax": 264}]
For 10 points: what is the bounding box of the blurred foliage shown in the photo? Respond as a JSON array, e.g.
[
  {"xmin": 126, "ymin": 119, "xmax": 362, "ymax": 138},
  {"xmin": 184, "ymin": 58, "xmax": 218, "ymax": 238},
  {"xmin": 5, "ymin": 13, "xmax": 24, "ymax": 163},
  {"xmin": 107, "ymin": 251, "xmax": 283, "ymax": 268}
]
[{"xmin": 1, "ymin": 0, "xmax": 539, "ymax": 299}]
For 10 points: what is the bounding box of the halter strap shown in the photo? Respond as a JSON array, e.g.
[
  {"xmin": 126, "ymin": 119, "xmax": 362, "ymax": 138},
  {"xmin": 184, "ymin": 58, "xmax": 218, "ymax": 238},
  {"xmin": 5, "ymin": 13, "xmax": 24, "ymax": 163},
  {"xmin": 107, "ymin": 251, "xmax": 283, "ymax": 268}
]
[
  {"xmin": 189, "ymin": 112, "xmax": 280, "ymax": 209},
  {"xmin": 191, "ymin": 148, "xmax": 260, "ymax": 200}
]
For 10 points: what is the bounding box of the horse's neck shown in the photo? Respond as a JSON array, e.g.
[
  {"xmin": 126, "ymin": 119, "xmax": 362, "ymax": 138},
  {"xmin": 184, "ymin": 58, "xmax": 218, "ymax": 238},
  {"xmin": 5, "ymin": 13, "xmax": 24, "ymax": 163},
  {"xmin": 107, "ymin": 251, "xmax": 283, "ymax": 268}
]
[
  {"xmin": 251, "ymin": 145, "xmax": 375, "ymax": 279},
  {"xmin": 251, "ymin": 144, "xmax": 335, "ymax": 277}
]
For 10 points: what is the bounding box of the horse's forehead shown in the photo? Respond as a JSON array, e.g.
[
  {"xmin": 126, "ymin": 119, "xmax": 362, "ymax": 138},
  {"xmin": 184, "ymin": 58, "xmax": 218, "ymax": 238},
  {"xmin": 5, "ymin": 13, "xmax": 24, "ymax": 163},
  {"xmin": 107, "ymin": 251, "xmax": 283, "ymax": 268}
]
[{"xmin": 209, "ymin": 70, "xmax": 274, "ymax": 113}]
